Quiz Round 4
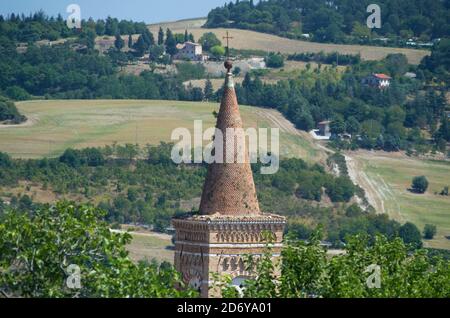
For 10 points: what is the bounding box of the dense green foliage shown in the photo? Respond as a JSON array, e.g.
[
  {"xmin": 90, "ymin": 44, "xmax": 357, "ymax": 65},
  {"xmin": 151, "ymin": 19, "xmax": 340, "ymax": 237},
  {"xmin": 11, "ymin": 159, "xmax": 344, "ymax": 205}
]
[
  {"xmin": 265, "ymin": 52, "xmax": 284, "ymax": 68},
  {"xmin": 0, "ymin": 202, "xmax": 196, "ymax": 298},
  {"xmin": 423, "ymin": 224, "xmax": 437, "ymax": 240},
  {"xmin": 288, "ymin": 51, "xmax": 361, "ymax": 66},
  {"xmin": 419, "ymin": 39, "xmax": 450, "ymax": 85},
  {"xmin": 0, "ymin": 144, "xmax": 356, "ymax": 232},
  {"xmin": 219, "ymin": 231, "xmax": 450, "ymax": 298},
  {"xmin": 206, "ymin": 0, "xmax": 449, "ymax": 45},
  {"xmin": 198, "ymin": 32, "xmax": 222, "ymax": 51},
  {"xmin": 0, "ymin": 144, "xmax": 428, "ymax": 249},
  {"xmin": 0, "ymin": 37, "xmax": 203, "ymax": 100},
  {"xmin": 411, "ymin": 176, "xmax": 429, "ymax": 193},
  {"xmin": 0, "ymin": 97, "xmax": 26, "ymax": 123},
  {"xmin": 0, "ymin": 11, "xmax": 150, "ymax": 43},
  {"xmin": 0, "ymin": 202, "xmax": 446, "ymax": 298}
]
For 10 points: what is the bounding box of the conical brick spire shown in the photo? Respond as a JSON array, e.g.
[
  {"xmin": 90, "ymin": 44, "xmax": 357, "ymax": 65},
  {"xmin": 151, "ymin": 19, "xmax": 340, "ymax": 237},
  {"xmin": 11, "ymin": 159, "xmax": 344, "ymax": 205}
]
[{"xmin": 199, "ymin": 61, "xmax": 261, "ymax": 216}]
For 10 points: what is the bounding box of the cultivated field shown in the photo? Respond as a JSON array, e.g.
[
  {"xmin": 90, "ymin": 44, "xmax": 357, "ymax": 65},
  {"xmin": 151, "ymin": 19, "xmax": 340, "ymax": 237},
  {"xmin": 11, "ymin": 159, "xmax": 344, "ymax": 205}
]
[
  {"xmin": 149, "ymin": 19, "xmax": 430, "ymax": 65},
  {"xmin": 347, "ymin": 150, "xmax": 450, "ymax": 250},
  {"xmin": 0, "ymin": 100, "xmax": 324, "ymax": 163},
  {"xmin": 125, "ymin": 231, "xmax": 174, "ymax": 264}
]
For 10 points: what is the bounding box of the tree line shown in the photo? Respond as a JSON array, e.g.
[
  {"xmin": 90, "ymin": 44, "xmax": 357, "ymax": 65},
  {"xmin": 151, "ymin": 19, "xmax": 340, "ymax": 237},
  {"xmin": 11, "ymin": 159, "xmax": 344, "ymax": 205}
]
[
  {"xmin": 0, "ymin": 11, "xmax": 150, "ymax": 43},
  {"xmin": 0, "ymin": 143, "xmax": 431, "ymax": 249},
  {"xmin": 205, "ymin": 0, "xmax": 449, "ymax": 45}
]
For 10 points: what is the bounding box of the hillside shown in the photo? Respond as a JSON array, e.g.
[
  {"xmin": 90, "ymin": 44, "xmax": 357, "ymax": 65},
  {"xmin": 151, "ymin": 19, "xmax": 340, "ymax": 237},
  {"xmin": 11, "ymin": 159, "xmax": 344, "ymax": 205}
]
[
  {"xmin": 205, "ymin": 0, "xmax": 448, "ymax": 45},
  {"xmin": 149, "ymin": 18, "xmax": 430, "ymax": 64},
  {"xmin": 1, "ymin": 99, "xmax": 449, "ymax": 249},
  {"xmin": 0, "ymin": 99, "xmax": 324, "ymax": 162},
  {"xmin": 347, "ymin": 150, "xmax": 450, "ymax": 249}
]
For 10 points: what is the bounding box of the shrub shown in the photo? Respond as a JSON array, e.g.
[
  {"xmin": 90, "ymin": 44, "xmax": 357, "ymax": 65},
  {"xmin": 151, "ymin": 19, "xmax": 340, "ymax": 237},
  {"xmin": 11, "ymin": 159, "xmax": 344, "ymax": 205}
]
[
  {"xmin": 0, "ymin": 99, "xmax": 26, "ymax": 123},
  {"xmin": 265, "ymin": 52, "xmax": 284, "ymax": 68},
  {"xmin": 399, "ymin": 222, "xmax": 423, "ymax": 249},
  {"xmin": 210, "ymin": 45, "xmax": 225, "ymax": 59},
  {"xmin": 411, "ymin": 176, "xmax": 429, "ymax": 194},
  {"xmin": 423, "ymin": 224, "xmax": 437, "ymax": 240}
]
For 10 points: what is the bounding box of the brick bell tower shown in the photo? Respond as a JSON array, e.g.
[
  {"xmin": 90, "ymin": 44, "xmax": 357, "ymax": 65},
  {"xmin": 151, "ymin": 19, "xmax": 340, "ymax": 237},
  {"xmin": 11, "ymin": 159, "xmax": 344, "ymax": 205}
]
[{"xmin": 172, "ymin": 59, "xmax": 286, "ymax": 298}]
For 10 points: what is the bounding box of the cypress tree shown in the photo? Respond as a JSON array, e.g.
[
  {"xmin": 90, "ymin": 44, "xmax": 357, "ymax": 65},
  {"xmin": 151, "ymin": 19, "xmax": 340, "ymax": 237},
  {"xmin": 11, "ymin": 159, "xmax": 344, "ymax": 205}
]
[
  {"xmin": 158, "ymin": 27, "xmax": 164, "ymax": 45},
  {"xmin": 204, "ymin": 78, "xmax": 214, "ymax": 101},
  {"xmin": 114, "ymin": 33, "xmax": 125, "ymax": 50},
  {"xmin": 165, "ymin": 28, "xmax": 177, "ymax": 56},
  {"xmin": 128, "ymin": 34, "xmax": 133, "ymax": 48}
]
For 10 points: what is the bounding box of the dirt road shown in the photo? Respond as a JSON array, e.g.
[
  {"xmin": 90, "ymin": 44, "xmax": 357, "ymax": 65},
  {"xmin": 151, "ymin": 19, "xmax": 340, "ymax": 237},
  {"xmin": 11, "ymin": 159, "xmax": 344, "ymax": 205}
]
[{"xmin": 345, "ymin": 154, "xmax": 385, "ymax": 214}]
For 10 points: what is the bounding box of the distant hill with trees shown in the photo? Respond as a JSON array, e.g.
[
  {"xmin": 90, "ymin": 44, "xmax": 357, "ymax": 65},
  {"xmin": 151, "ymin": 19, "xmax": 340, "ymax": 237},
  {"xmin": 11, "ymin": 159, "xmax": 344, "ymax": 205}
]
[
  {"xmin": 0, "ymin": 10, "xmax": 448, "ymax": 156},
  {"xmin": 226, "ymin": 51, "xmax": 448, "ymax": 154},
  {"xmin": 205, "ymin": 0, "xmax": 449, "ymax": 45}
]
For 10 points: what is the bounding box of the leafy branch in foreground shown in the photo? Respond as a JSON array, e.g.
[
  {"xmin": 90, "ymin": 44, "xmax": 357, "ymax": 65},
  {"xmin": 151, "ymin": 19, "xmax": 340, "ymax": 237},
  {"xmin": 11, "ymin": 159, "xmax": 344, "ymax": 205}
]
[
  {"xmin": 0, "ymin": 202, "xmax": 197, "ymax": 298},
  {"xmin": 220, "ymin": 230, "xmax": 449, "ymax": 298}
]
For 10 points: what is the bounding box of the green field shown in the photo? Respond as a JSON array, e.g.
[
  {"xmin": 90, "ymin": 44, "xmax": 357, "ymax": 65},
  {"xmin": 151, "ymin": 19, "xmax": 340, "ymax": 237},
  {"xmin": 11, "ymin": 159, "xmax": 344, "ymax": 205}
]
[
  {"xmin": 352, "ymin": 152, "xmax": 450, "ymax": 249},
  {"xmin": 0, "ymin": 100, "xmax": 323, "ymax": 163}
]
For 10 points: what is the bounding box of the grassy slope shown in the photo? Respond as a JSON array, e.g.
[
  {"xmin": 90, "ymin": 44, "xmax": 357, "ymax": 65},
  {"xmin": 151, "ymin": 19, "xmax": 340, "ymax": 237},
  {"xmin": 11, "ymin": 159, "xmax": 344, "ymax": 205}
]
[
  {"xmin": 351, "ymin": 151, "xmax": 450, "ymax": 249},
  {"xmin": 0, "ymin": 99, "xmax": 323, "ymax": 163},
  {"xmin": 126, "ymin": 232, "xmax": 174, "ymax": 264},
  {"xmin": 148, "ymin": 18, "xmax": 430, "ymax": 65}
]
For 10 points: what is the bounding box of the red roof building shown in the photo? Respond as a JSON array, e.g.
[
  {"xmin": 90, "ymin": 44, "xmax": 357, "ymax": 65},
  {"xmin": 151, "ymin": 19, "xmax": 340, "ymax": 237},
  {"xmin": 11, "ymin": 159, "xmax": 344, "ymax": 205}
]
[{"xmin": 362, "ymin": 73, "xmax": 392, "ymax": 88}]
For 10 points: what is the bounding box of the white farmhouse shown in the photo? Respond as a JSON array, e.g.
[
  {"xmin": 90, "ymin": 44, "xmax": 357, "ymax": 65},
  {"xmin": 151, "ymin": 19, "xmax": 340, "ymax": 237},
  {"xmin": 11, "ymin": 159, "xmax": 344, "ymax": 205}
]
[{"xmin": 174, "ymin": 42, "xmax": 207, "ymax": 61}]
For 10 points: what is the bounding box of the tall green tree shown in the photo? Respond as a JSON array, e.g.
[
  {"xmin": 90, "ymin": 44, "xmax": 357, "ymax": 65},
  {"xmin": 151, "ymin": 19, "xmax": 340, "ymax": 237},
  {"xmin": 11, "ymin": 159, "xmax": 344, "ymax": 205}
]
[
  {"xmin": 399, "ymin": 222, "xmax": 423, "ymax": 249},
  {"xmin": 114, "ymin": 34, "xmax": 125, "ymax": 50},
  {"xmin": 128, "ymin": 34, "xmax": 133, "ymax": 48},
  {"xmin": 133, "ymin": 35, "xmax": 147, "ymax": 56},
  {"xmin": 157, "ymin": 27, "xmax": 164, "ymax": 45},
  {"xmin": 165, "ymin": 28, "xmax": 177, "ymax": 56},
  {"xmin": 204, "ymin": 78, "xmax": 214, "ymax": 101},
  {"xmin": 198, "ymin": 32, "xmax": 221, "ymax": 51}
]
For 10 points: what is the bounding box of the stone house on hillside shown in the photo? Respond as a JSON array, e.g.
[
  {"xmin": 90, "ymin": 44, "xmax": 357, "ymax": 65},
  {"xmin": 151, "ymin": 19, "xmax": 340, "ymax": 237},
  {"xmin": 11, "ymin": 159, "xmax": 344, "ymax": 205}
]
[{"xmin": 174, "ymin": 42, "xmax": 207, "ymax": 61}]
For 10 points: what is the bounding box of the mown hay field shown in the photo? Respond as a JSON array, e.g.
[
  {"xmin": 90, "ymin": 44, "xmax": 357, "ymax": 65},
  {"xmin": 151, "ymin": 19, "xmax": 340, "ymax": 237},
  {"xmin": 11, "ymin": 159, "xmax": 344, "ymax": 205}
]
[
  {"xmin": 149, "ymin": 19, "xmax": 430, "ymax": 64},
  {"xmin": 0, "ymin": 99, "xmax": 324, "ymax": 163},
  {"xmin": 351, "ymin": 151, "xmax": 450, "ymax": 250}
]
